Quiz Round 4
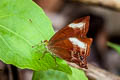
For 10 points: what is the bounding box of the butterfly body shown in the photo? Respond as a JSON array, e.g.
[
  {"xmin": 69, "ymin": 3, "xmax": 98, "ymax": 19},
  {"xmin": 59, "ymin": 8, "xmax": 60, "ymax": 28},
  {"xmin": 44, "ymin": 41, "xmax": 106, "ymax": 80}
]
[{"xmin": 47, "ymin": 16, "xmax": 92, "ymax": 69}]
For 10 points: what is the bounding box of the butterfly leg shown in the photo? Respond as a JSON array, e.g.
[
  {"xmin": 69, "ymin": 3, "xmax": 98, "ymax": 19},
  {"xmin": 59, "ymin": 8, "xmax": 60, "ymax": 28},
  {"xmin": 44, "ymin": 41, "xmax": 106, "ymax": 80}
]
[
  {"xmin": 32, "ymin": 40, "xmax": 49, "ymax": 60},
  {"xmin": 50, "ymin": 53, "xmax": 59, "ymax": 66},
  {"xmin": 39, "ymin": 50, "xmax": 49, "ymax": 60},
  {"xmin": 32, "ymin": 40, "xmax": 49, "ymax": 48},
  {"xmin": 32, "ymin": 41, "xmax": 44, "ymax": 48}
]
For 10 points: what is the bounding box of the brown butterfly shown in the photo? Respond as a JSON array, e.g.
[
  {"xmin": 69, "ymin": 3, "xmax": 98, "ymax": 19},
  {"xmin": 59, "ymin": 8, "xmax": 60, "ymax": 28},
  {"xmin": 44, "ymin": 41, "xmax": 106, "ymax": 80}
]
[{"xmin": 47, "ymin": 16, "xmax": 92, "ymax": 69}]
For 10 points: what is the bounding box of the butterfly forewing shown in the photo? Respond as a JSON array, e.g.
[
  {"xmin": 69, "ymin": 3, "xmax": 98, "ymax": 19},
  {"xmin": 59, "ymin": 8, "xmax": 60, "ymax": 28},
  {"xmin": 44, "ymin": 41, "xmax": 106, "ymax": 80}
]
[
  {"xmin": 70, "ymin": 16, "xmax": 90, "ymax": 38},
  {"xmin": 48, "ymin": 16, "xmax": 90, "ymax": 46}
]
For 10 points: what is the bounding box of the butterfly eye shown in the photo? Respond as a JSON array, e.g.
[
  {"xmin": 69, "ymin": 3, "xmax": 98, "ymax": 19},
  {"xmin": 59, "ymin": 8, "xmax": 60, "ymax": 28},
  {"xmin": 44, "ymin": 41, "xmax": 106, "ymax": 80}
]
[{"xmin": 80, "ymin": 56, "xmax": 84, "ymax": 61}]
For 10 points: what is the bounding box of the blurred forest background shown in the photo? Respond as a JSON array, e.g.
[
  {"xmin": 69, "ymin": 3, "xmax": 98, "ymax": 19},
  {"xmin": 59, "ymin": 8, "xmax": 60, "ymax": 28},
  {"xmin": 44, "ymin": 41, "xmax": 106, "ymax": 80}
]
[{"xmin": 1, "ymin": 0, "xmax": 120, "ymax": 80}]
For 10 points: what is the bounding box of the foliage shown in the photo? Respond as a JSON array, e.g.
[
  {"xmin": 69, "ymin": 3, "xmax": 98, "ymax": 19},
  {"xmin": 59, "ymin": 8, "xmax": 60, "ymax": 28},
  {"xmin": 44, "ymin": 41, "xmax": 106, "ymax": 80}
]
[
  {"xmin": 0, "ymin": 0, "xmax": 71, "ymax": 74},
  {"xmin": 32, "ymin": 67, "xmax": 88, "ymax": 80},
  {"xmin": 107, "ymin": 42, "xmax": 120, "ymax": 54}
]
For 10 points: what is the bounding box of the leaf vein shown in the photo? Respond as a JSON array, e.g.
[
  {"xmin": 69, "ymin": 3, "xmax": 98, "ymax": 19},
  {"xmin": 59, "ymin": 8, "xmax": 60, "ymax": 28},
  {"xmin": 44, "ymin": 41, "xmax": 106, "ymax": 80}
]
[{"xmin": 0, "ymin": 24, "xmax": 32, "ymax": 46}]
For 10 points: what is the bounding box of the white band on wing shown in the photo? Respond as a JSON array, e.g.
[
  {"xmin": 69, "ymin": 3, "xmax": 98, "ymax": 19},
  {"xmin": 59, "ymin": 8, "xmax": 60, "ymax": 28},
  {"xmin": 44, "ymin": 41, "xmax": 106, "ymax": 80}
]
[
  {"xmin": 69, "ymin": 22, "xmax": 85, "ymax": 28},
  {"xmin": 69, "ymin": 37, "xmax": 87, "ymax": 49}
]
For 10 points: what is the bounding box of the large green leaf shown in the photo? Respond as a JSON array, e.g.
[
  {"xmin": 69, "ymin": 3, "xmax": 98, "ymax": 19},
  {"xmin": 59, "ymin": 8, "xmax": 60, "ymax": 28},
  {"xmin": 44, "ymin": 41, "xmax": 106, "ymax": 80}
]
[
  {"xmin": 0, "ymin": 0, "xmax": 71, "ymax": 74},
  {"xmin": 32, "ymin": 67, "xmax": 88, "ymax": 80}
]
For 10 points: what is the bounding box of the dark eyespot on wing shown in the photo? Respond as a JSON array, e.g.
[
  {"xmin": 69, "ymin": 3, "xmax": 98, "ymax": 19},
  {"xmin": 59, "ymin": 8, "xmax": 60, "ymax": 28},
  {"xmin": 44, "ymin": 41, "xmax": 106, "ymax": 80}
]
[{"xmin": 80, "ymin": 56, "xmax": 84, "ymax": 61}]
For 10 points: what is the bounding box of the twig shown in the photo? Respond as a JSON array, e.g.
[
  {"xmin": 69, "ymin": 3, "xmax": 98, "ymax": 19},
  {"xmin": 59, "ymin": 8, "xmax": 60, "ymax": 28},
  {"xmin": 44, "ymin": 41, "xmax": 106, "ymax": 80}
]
[
  {"xmin": 72, "ymin": 0, "xmax": 120, "ymax": 11},
  {"xmin": 68, "ymin": 62, "xmax": 120, "ymax": 80}
]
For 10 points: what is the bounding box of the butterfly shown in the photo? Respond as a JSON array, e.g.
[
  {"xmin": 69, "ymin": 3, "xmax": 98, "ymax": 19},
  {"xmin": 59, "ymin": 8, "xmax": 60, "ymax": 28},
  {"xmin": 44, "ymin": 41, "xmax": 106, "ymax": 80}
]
[{"xmin": 46, "ymin": 16, "xmax": 92, "ymax": 69}]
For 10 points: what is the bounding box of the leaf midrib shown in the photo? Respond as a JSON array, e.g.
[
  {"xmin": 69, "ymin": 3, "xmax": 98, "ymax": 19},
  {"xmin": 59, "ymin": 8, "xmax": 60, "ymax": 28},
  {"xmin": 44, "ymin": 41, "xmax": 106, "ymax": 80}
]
[{"xmin": 0, "ymin": 24, "xmax": 32, "ymax": 46}]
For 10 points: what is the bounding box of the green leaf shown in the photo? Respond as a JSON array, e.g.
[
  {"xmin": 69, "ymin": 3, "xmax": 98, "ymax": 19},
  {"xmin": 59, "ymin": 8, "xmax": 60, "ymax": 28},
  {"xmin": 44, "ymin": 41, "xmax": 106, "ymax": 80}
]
[
  {"xmin": 32, "ymin": 70, "xmax": 69, "ymax": 80},
  {"xmin": 68, "ymin": 67, "xmax": 88, "ymax": 80},
  {"xmin": 107, "ymin": 42, "xmax": 120, "ymax": 54},
  {"xmin": 32, "ymin": 67, "xmax": 88, "ymax": 80},
  {"xmin": 0, "ymin": 0, "xmax": 71, "ymax": 74}
]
